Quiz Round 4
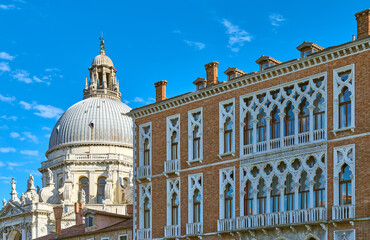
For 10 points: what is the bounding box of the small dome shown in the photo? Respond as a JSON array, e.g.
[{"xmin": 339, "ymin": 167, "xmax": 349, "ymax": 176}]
[
  {"xmin": 92, "ymin": 54, "xmax": 114, "ymax": 67},
  {"xmin": 48, "ymin": 98, "xmax": 132, "ymax": 152}
]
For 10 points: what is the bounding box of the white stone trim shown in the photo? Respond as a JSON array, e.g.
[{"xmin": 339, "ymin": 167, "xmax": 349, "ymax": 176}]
[
  {"xmin": 334, "ymin": 229, "xmax": 355, "ymax": 240},
  {"xmin": 333, "ymin": 144, "xmax": 355, "ymax": 206},
  {"xmin": 166, "ymin": 114, "xmax": 180, "ymax": 162},
  {"xmin": 166, "ymin": 177, "xmax": 180, "ymax": 227},
  {"xmin": 188, "ymin": 108, "xmax": 203, "ymax": 163},
  {"xmin": 138, "ymin": 183, "xmax": 152, "ymax": 232},
  {"xmin": 219, "ymin": 167, "xmax": 235, "ymax": 219},
  {"xmin": 219, "ymin": 98, "xmax": 235, "ymax": 155},
  {"xmin": 333, "ymin": 64, "xmax": 355, "ymax": 133},
  {"xmin": 188, "ymin": 173, "xmax": 203, "ymax": 224},
  {"xmin": 138, "ymin": 122, "xmax": 152, "ymax": 168}
]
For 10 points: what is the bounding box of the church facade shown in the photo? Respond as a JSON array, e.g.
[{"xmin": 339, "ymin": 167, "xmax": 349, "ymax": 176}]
[
  {"xmin": 129, "ymin": 9, "xmax": 370, "ymax": 240},
  {"xmin": 0, "ymin": 39, "xmax": 134, "ymax": 240}
]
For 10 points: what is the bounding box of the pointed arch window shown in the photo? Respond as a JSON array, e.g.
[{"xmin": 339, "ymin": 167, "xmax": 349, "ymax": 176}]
[
  {"xmin": 299, "ymin": 99, "xmax": 310, "ymax": 133},
  {"xmin": 314, "ymin": 168, "xmax": 325, "ymax": 207},
  {"xmin": 193, "ymin": 189, "xmax": 201, "ymax": 223},
  {"xmin": 313, "ymin": 94, "xmax": 325, "ymax": 130},
  {"xmin": 224, "ymin": 117, "xmax": 233, "ymax": 153},
  {"xmin": 79, "ymin": 177, "xmax": 89, "ymax": 203},
  {"xmin": 257, "ymin": 178, "xmax": 266, "ymax": 214},
  {"xmin": 339, "ymin": 164, "xmax": 352, "ymax": 205},
  {"xmin": 271, "ymin": 176, "xmax": 280, "ymax": 212},
  {"xmin": 256, "ymin": 111, "xmax": 266, "ymax": 142},
  {"xmin": 171, "ymin": 193, "xmax": 179, "ymax": 225},
  {"xmin": 171, "ymin": 131, "xmax": 178, "ymax": 160},
  {"xmin": 244, "ymin": 180, "xmax": 253, "ymax": 215},
  {"xmin": 97, "ymin": 176, "xmax": 106, "ymax": 204},
  {"xmin": 271, "ymin": 107, "xmax": 280, "ymax": 139},
  {"xmin": 224, "ymin": 183, "xmax": 233, "ymax": 219},
  {"xmin": 284, "ymin": 102, "xmax": 295, "ymax": 136},
  {"xmin": 144, "ymin": 139, "xmax": 150, "ymax": 166},
  {"xmin": 299, "ymin": 171, "xmax": 310, "ymax": 209},
  {"xmin": 244, "ymin": 112, "xmax": 253, "ymax": 145},
  {"xmin": 339, "ymin": 87, "xmax": 351, "ymax": 129},
  {"xmin": 285, "ymin": 174, "xmax": 294, "ymax": 211},
  {"xmin": 144, "ymin": 197, "xmax": 151, "ymax": 228},
  {"xmin": 192, "ymin": 125, "xmax": 201, "ymax": 160}
]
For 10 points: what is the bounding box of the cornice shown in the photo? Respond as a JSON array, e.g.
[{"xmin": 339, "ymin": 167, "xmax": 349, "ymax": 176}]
[{"xmin": 128, "ymin": 37, "xmax": 370, "ymax": 119}]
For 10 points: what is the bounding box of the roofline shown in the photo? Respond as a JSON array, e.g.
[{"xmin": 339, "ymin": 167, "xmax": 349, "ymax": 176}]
[{"xmin": 128, "ymin": 37, "xmax": 370, "ymax": 119}]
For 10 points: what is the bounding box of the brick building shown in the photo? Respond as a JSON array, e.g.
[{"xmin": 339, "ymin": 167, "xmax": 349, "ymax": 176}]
[{"xmin": 128, "ymin": 9, "xmax": 370, "ymax": 240}]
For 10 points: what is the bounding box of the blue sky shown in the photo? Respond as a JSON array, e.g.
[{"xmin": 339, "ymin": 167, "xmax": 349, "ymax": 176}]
[{"xmin": 0, "ymin": 0, "xmax": 367, "ymax": 201}]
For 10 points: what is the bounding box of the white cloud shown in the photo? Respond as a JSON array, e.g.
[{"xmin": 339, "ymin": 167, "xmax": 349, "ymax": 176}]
[
  {"xmin": 184, "ymin": 40, "xmax": 206, "ymax": 50},
  {"xmin": 0, "ymin": 52, "xmax": 15, "ymax": 61},
  {"xmin": 221, "ymin": 19, "xmax": 252, "ymax": 52},
  {"xmin": 0, "ymin": 4, "xmax": 15, "ymax": 10},
  {"xmin": 269, "ymin": 13, "xmax": 286, "ymax": 27},
  {"xmin": 10, "ymin": 132, "xmax": 20, "ymax": 138},
  {"xmin": 23, "ymin": 132, "xmax": 38, "ymax": 143},
  {"xmin": 0, "ymin": 94, "xmax": 15, "ymax": 103},
  {"xmin": 125, "ymin": 97, "xmax": 155, "ymax": 105},
  {"xmin": 45, "ymin": 68, "xmax": 60, "ymax": 72},
  {"xmin": 1, "ymin": 115, "xmax": 17, "ymax": 121},
  {"xmin": 0, "ymin": 62, "xmax": 10, "ymax": 72},
  {"xmin": 173, "ymin": 30, "xmax": 182, "ymax": 34},
  {"xmin": 42, "ymin": 126, "xmax": 51, "ymax": 131},
  {"xmin": 33, "ymin": 76, "xmax": 42, "ymax": 83},
  {"xmin": 0, "ymin": 147, "xmax": 16, "ymax": 153},
  {"xmin": 20, "ymin": 150, "xmax": 39, "ymax": 156},
  {"xmin": 19, "ymin": 101, "xmax": 63, "ymax": 119},
  {"xmin": 11, "ymin": 69, "xmax": 32, "ymax": 83}
]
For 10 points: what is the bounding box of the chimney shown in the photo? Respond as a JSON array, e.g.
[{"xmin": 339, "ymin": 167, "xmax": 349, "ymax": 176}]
[
  {"xmin": 355, "ymin": 9, "xmax": 370, "ymax": 39},
  {"xmin": 53, "ymin": 206, "xmax": 63, "ymax": 235},
  {"xmin": 126, "ymin": 204, "xmax": 133, "ymax": 215},
  {"xmin": 154, "ymin": 80, "xmax": 167, "ymax": 102},
  {"xmin": 75, "ymin": 202, "xmax": 84, "ymax": 225},
  {"xmin": 204, "ymin": 61, "xmax": 219, "ymax": 86}
]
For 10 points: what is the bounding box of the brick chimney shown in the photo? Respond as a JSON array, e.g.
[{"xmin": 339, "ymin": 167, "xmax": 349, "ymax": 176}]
[
  {"xmin": 154, "ymin": 80, "xmax": 167, "ymax": 102},
  {"xmin": 75, "ymin": 202, "xmax": 84, "ymax": 225},
  {"xmin": 204, "ymin": 61, "xmax": 219, "ymax": 86},
  {"xmin": 53, "ymin": 206, "xmax": 63, "ymax": 235},
  {"xmin": 355, "ymin": 9, "xmax": 370, "ymax": 39}
]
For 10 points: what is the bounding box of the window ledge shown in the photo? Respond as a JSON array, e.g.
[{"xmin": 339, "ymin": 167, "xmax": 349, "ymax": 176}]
[
  {"xmin": 218, "ymin": 152, "xmax": 235, "ymax": 159},
  {"xmin": 332, "ymin": 126, "xmax": 355, "ymax": 136},
  {"xmin": 186, "ymin": 158, "xmax": 203, "ymax": 166}
]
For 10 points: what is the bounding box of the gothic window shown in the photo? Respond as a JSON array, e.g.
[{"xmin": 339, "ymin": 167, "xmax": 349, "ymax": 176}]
[
  {"xmin": 144, "ymin": 197, "xmax": 151, "ymax": 228},
  {"xmin": 257, "ymin": 178, "xmax": 266, "ymax": 214},
  {"xmin": 219, "ymin": 100, "xmax": 235, "ymax": 154},
  {"xmin": 339, "ymin": 87, "xmax": 351, "ymax": 129},
  {"xmin": 139, "ymin": 183, "xmax": 152, "ymax": 230},
  {"xmin": 224, "ymin": 117, "xmax": 233, "ymax": 153},
  {"xmin": 244, "ymin": 112, "xmax": 253, "ymax": 145},
  {"xmin": 144, "ymin": 139, "xmax": 150, "ymax": 166},
  {"xmin": 271, "ymin": 107, "xmax": 280, "ymax": 139},
  {"xmin": 284, "ymin": 102, "xmax": 295, "ymax": 137},
  {"xmin": 339, "ymin": 164, "xmax": 352, "ymax": 205},
  {"xmin": 285, "ymin": 174, "xmax": 294, "ymax": 211},
  {"xmin": 193, "ymin": 189, "xmax": 201, "ymax": 223},
  {"xmin": 193, "ymin": 126, "xmax": 200, "ymax": 160},
  {"xmin": 299, "ymin": 171, "xmax": 309, "ymax": 209},
  {"xmin": 188, "ymin": 108, "xmax": 202, "ymax": 162},
  {"xmin": 271, "ymin": 176, "xmax": 280, "ymax": 212},
  {"xmin": 167, "ymin": 115, "xmax": 180, "ymax": 161},
  {"xmin": 171, "ymin": 132, "xmax": 178, "ymax": 160},
  {"xmin": 171, "ymin": 193, "xmax": 179, "ymax": 225},
  {"xmin": 313, "ymin": 94, "xmax": 325, "ymax": 130},
  {"xmin": 244, "ymin": 180, "xmax": 253, "ymax": 215},
  {"xmin": 224, "ymin": 183, "xmax": 233, "ymax": 219},
  {"xmin": 79, "ymin": 177, "xmax": 89, "ymax": 203},
  {"xmin": 139, "ymin": 123, "xmax": 151, "ymax": 168},
  {"xmin": 220, "ymin": 167, "xmax": 234, "ymax": 219},
  {"xmin": 314, "ymin": 168, "xmax": 325, "ymax": 207},
  {"xmin": 299, "ymin": 98, "xmax": 310, "ymax": 133},
  {"xmin": 97, "ymin": 176, "xmax": 106, "ymax": 204},
  {"xmin": 188, "ymin": 173, "xmax": 202, "ymax": 224},
  {"xmin": 167, "ymin": 178, "xmax": 180, "ymax": 226},
  {"xmin": 256, "ymin": 111, "xmax": 266, "ymax": 142}
]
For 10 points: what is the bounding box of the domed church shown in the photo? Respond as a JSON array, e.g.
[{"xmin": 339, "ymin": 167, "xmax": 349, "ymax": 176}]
[{"xmin": 0, "ymin": 38, "xmax": 134, "ymax": 240}]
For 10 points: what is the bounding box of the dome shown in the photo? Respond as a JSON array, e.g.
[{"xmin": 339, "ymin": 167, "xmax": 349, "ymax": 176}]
[
  {"xmin": 48, "ymin": 97, "xmax": 133, "ymax": 152},
  {"xmin": 92, "ymin": 54, "xmax": 114, "ymax": 67}
]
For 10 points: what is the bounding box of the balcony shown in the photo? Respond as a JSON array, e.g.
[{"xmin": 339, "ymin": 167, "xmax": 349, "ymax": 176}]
[
  {"xmin": 164, "ymin": 225, "xmax": 180, "ymax": 238},
  {"xmin": 137, "ymin": 228, "xmax": 151, "ymax": 240},
  {"xmin": 217, "ymin": 218, "xmax": 236, "ymax": 232},
  {"xmin": 137, "ymin": 165, "xmax": 151, "ymax": 179},
  {"xmin": 164, "ymin": 159, "xmax": 180, "ymax": 175},
  {"xmin": 332, "ymin": 205, "xmax": 355, "ymax": 220},
  {"xmin": 236, "ymin": 208, "xmax": 327, "ymax": 230},
  {"xmin": 186, "ymin": 222, "xmax": 203, "ymax": 235}
]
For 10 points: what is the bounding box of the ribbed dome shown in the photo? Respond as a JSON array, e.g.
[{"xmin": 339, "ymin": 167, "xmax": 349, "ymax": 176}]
[
  {"xmin": 92, "ymin": 54, "xmax": 114, "ymax": 67},
  {"xmin": 48, "ymin": 98, "xmax": 132, "ymax": 151}
]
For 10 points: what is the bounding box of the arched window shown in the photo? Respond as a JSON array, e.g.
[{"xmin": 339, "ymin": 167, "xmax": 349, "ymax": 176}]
[
  {"xmin": 144, "ymin": 197, "xmax": 151, "ymax": 228},
  {"xmin": 339, "ymin": 164, "xmax": 352, "ymax": 205},
  {"xmin": 244, "ymin": 180, "xmax": 253, "ymax": 215},
  {"xmin": 299, "ymin": 98, "xmax": 310, "ymax": 133},
  {"xmin": 313, "ymin": 94, "xmax": 325, "ymax": 130},
  {"xmin": 79, "ymin": 177, "xmax": 89, "ymax": 203},
  {"xmin": 193, "ymin": 126, "xmax": 201, "ymax": 159},
  {"xmin": 271, "ymin": 176, "xmax": 280, "ymax": 212},
  {"xmin": 224, "ymin": 183, "xmax": 233, "ymax": 219},
  {"xmin": 170, "ymin": 131, "xmax": 178, "ymax": 160},
  {"xmin": 271, "ymin": 107, "xmax": 280, "ymax": 139},
  {"xmin": 256, "ymin": 111, "xmax": 266, "ymax": 142},
  {"xmin": 285, "ymin": 174, "xmax": 294, "ymax": 211},
  {"xmin": 144, "ymin": 139, "xmax": 150, "ymax": 166},
  {"xmin": 284, "ymin": 102, "xmax": 295, "ymax": 137},
  {"xmin": 97, "ymin": 176, "xmax": 106, "ymax": 204},
  {"xmin": 193, "ymin": 189, "xmax": 201, "ymax": 223},
  {"xmin": 314, "ymin": 168, "xmax": 325, "ymax": 207},
  {"xmin": 299, "ymin": 171, "xmax": 309, "ymax": 209},
  {"xmin": 224, "ymin": 117, "xmax": 233, "ymax": 153},
  {"xmin": 339, "ymin": 87, "xmax": 351, "ymax": 129},
  {"xmin": 171, "ymin": 193, "xmax": 179, "ymax": 225},
  {"xmin": 257, "ymin": 178, "xmax": 266, "ymax": 214},
  {"xmin": 244, "ymin": 112, "xmax": 253, "ymax": 145}
]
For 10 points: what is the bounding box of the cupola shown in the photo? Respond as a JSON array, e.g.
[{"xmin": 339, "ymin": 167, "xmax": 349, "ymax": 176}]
[
  {"xmin": 296, "ymin": 41, "xmax": 324, "ymax": 58},
  {"xmin": 224, "ymin": 67, "xmax": 246, "ymax": 80}
]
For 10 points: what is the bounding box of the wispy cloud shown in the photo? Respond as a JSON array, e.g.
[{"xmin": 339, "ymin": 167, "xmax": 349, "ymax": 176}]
[
  {"xmin": 19, "ymin": 100, "xmax": 63, "ymax": 119},
  {"xmin": 0, "ymin": 176, "xmax": 12, "ymax": 184},
  {"xmin": 0, "ymin": 4, "xmax": 15, "ymax": 10},
  {"xmin": 0, "ymin": 94, "xmax": 15, "ymax": 103},
  {"xmin": 42, "ymin": 126, "xmax": 51, "ymax": 131},
  {"xmin": 20, "ymin": 150, "xmax": 39, "ymax": 156},
  {"xmin": 173, "ymin": 30, "xmax": 182, "ymax": 34},
  {"xmin": 0, "ymin": 62, "xmax": 10, "ymax": 72},
  {"xmin": 23, "ymin": 132, "xmax": 38, "ymax": 143},
  {"xmin": 269, "ymin": 13, "xmax": 286, "ymax": 27},
  {"xmin": 1, "ymin": 115, "xmax": 17, "ymax": 121},
  {"xmin": 0, "ymin": 52, "xmax": 15, "ymax": 61},
  {"xmin": 124, "ymin": 97, "xmax": 155, "ymax": 105},
  {"xmin": 0, "ymin": 147, "xmax": 16, "ymax": 153},
  {"xmin": 45, "ymin": 68, "xmax": 60, "ymax": 72},
  {"xmin": 0, "ymin": 125, "xmax": 8, "ymax": 130},
  {"xmin": 220, "ymin": 19, "xmax": 252, "ymax": 52},
  {"xmin": 184, "ymin": 40, "xmax": 206, "ymax": 50},
  {"xmin": 10, "ymin": 132, "xmax": 21, "ymax": 139}
]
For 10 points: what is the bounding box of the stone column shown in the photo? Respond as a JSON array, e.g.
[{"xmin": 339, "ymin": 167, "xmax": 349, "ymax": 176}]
[
  {"xmin": 293, "ymin": 109, "xmax": 300, "ymax": 145},
  {"xmin": 278, "ymin": 113, "xmax": 285, "ymax": 148},
  {"xmin": 21, "ymin": 229, "xmax": 26, "ymax": 240},
  {"xmin": 309, "ymin": 180, "xmax": 315, "ymax": 209},
  {"xmin": 279, "ymin": 185, "xmax": 285, "ymax": 212},
  {"xmin": 265, "ymin": 187, "xmax": 272, "ymax": 213},
  {"xmin": 308, "ymin": 105, "xmax": 315, "ymax": 141},
  {"xmin": 252, "ymin": 189, "xmax": 258, "ymax": 215},
  {"xmin": 265, "ymin": 116, "xmax": 271, "ymax": 151},
  {"xmin": 252, "ymin": 120, "xmax": 258, "ymax": 153},
  {"xmin": 88, "ymin": 170, "xmax": 95, "ymax": 204},
  {"xmin": 293, "ymin": 182, "xmax": 300, "ymax": 210}
]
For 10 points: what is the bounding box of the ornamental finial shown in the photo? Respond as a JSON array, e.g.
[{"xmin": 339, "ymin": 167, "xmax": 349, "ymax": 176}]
[{"xmin": 99, "ymin": 37, "xmax": 105, "ymax": 55}]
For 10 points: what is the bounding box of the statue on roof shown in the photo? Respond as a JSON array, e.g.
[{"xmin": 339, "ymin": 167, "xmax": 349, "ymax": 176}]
[
  {"xmin": 27, "ymin": 174, "xmax": 35, "ymax": 191},
  {"xmin": 99, "ymin": 37, "xmax": 105, "ymax": 54}
]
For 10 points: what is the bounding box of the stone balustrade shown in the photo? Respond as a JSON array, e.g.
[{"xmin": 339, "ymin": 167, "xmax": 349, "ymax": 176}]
[
  {"xmin": 137, "ymin": 228, "xmax": 151, "ymax": 240},
  {"xmin": 164, "ymin": 225, "xmax": 180, "ymax": 238},
  {"xmin": 332, "ymin": 205, "xmax": 355, "ymax": 220},
  {"xmin": 186, "ymin": 222, "xmax": 203, "ymax": 235},
  {"xmin": 137, "ymin": 165, "xmax": 151, "ymax": 179},
  {"xmin": 164, "ymin": 159, "xmax": 180, "ymax": 174}
]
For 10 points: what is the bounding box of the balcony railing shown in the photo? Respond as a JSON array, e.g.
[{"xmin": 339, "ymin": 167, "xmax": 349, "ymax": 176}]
[
  {"xmin": 164, "ymin": 225, "xmax": 180, "ymax": 238},
  {"xmin": 137, "ymin": 228, "xmax": 151, "ymax": 240},
  {"xmin": 164, "ymin": 159, "xmax": 180, "ymax": 174},
  {"xmin": 332, "ymin": 205, "xmax": 355, "ymax": 220},
  {"xmin": 236, "ymin": 208, "xmax": 327, "ymax": 230},
  {"xmin": 137, "ymin": 165, "xmax": 151, "ymax": 179},
  {"xmin": 217, "ymin": 218, "xmax": 236, "ymax": 232},
  {"xmin": 186, "ymin": 222, "xmax": 203, "ymax": 235}
]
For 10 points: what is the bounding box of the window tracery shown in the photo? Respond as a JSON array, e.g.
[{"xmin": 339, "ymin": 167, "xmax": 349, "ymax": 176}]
[
  {"xmin": 188, "ymin": 173, "xmax": 203, "ymax": 224},
  {"xmin": 166, "ymin": 115, "xmax": 180, "ymax": 161},
  {"xmin": 219, "ymin": 99, "xmax": 235, "ymax": 155},
  {"xmin": 188, "ymin": 108, "xmax": 203, "ymax": 162},
  {"xmin": 139, "ymin": 183, "xmax": 152, "ymax": 231},
  {"xmin": 219, "ymin": 167, "xmax": 235, "ymax": 219},
  {"xmin": 167, "ymin": 178, "xmax": 180, "ymax": 226}
]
